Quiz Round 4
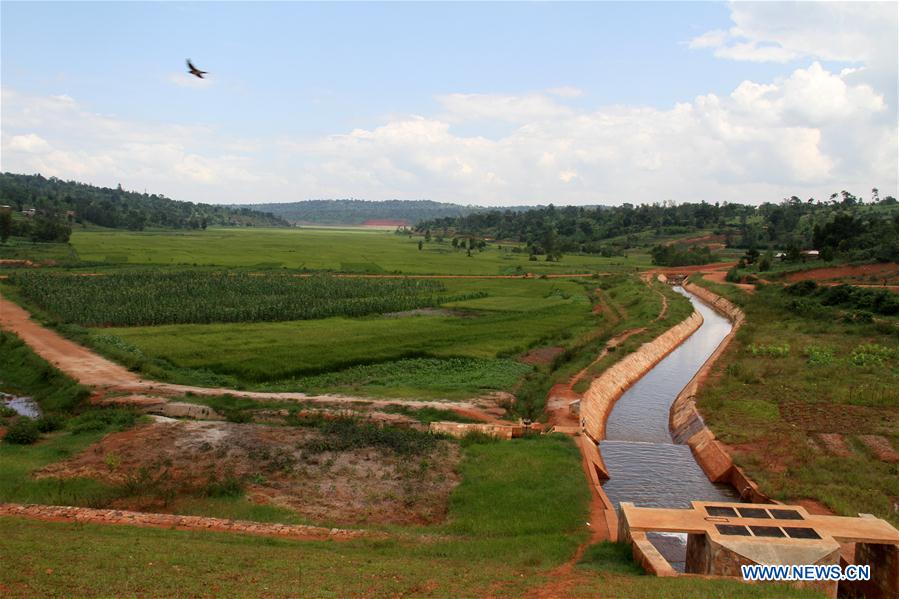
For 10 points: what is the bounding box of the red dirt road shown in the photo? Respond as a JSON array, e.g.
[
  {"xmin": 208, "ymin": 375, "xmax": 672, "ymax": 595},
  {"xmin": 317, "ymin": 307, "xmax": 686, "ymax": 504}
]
[{"xmin": 783, "ymin": 262, "xmax": 899, "ymax": 283}]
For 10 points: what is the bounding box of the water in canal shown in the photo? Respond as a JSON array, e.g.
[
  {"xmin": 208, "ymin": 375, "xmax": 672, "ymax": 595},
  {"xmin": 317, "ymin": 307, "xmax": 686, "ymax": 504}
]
[{"xmin": 599, "ymin": 287, "xmax": 740, "ymax": 569}]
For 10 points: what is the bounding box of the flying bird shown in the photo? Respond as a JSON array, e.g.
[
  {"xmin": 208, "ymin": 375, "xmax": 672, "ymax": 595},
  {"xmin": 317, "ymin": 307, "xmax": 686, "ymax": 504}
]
[{"xmin": 186, "ymin": 59, "xmax": 207, "ymax": 79}]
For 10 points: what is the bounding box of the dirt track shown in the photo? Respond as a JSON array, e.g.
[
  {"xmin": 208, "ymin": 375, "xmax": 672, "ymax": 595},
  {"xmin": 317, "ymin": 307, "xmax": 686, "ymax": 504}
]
[{"xmin": 0, "ymin": 293, "xmax": 491, "ymax": 414}]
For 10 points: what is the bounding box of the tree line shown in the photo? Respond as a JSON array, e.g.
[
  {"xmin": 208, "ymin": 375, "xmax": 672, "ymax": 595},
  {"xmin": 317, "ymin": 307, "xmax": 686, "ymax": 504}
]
[{"xmin": 417, "ymin": 190, "xmax": 898, "ymax": 265}]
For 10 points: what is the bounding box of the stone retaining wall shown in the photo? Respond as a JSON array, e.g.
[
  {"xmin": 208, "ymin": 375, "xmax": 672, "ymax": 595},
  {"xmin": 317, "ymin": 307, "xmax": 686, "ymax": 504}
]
[
  {"xmin": 428, "ymin": 422, "xmax": 525, "ymax": 439},
  {"xmin": 668, "ymin": 281, "xmax": 770, "ymax": 503},
  {"xmin": 0, "ymin": 503, "xmax": 370, "ymax": 541},
  {"xmin": 581, "ymin": 311, "xmax": 704, "ymax": 441}
]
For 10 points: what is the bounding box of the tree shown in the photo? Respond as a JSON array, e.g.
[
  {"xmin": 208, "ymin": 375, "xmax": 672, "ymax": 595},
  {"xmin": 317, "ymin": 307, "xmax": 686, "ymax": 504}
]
[
  {"xmin": 30, "ymin": 210, "xmax": 71, "ymax": 242},
  {"xmin": 743, "ymin": 247, "xmax": 760, "ymax": 265},
  {"xmin": 451, "ymin": 237, "xmax": 459, "ymax": 249},
  {"xmin": 758, "ymin": 250, "xmax": 773, "ymax": 272},
  {"xmin": 418, "ymin": 240, "xmax": 423, "ymax": 251},
  {"xmin": 0, "ymin": 210, "xmax": 11, "ymax": 243},
  {"xmin": 424, "ymin": 229, "xmax": 432, "ymax": 243}
]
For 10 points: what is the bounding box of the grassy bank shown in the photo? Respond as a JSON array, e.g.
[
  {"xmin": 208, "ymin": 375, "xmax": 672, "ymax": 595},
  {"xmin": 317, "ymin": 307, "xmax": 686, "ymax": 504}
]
[{"xmin": 690, "ymin": 276, "xmax": 899, "ymax": 526}]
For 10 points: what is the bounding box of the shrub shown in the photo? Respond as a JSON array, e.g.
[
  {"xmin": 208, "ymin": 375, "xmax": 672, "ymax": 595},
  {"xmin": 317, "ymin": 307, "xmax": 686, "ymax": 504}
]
[
  {"xmin": 4, "ymin": 418, "xmax": 40, "ymax": 444},
  {"xmin": 69, "ymin": 408, "xmax": 138, "ymax": 434},
  {"xmin": 296, "ymin": 415, "xmax": 440, "ymax": 455},
  {"xmin": 748, "ymin": 343, "xmax": 790, "ymax": 358},
  {"xmin": 0, "ymin": 406, "xmax": 17, "ymax": 418},
  {"xmin": 202, "ymin": 475, "xmax": 244, "ymax": 498},
  {"xmin": 850, "ymin": 344, "xmax": 896, "ymax": 367},
  {"xmin": 725, "ymin": 265, "xmax": 741, "ymax": 283},
  {"xmin": 36, "ymin": 415, "xmax": 64, "ymax": 433},
  {"xmin": 804, "ymin": 345, "xmax": 834, "ymax": 366}
]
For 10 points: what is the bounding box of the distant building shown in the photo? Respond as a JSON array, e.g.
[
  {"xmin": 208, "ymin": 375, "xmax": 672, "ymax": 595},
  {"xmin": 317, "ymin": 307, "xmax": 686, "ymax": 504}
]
[
  {"xmin": 22, "ymin": 208, "xmax": 36, "ymax": 218},
  {"xmin": 0, "ymin": 205, "xmax": 11, "ymax": 214}
]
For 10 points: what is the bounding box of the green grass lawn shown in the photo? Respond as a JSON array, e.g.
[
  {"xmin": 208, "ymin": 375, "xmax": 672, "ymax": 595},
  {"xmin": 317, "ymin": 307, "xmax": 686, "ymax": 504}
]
[
  {"xmin": 691, "ymin": 277, "xmax": 899, "ymax": 527},
  {"xmin": 69, "ymin": 227, "xmax": 650, "ymax": 274}
]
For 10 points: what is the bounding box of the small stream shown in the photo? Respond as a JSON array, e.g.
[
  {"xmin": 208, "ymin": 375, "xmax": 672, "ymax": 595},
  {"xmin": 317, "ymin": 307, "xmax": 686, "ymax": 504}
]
[
  {"xmin": 599, "ymin": 287, "xmax": 739, "ymax": 570},
  {"xmin": 1, "ymin": 391, "xmax": 41, "ymax": 419}
]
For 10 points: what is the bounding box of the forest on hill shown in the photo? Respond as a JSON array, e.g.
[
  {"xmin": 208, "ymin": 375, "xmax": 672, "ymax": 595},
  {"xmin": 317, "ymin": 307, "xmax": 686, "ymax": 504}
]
[
  {"xmin": 417, "ymin": 191, "xmax": 899, "ymax": 265},
  {"xmin": 0, "ymin": 173, "xmax": 289, "ymax": 241},
  {"xmin": 244, "ymin": 199, "xmax": 537, "ymax": 225}
]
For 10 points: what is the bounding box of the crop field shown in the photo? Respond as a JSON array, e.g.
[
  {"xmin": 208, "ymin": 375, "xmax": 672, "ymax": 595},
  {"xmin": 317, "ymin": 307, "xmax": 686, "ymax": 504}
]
[
  {"xmin": 69, "ymin": 227, "xmax": 651, "ymax": 274},
  {"xmin": 692, "ymin": 277, "xmax": 899, "ymax": 527},
  {"xmin": 72, "ymin": 277, "xmax": 598, "ymax": 395},
  {"xmin": 13, "ymin": 271, "xmax": 481, "ymax": 326}
]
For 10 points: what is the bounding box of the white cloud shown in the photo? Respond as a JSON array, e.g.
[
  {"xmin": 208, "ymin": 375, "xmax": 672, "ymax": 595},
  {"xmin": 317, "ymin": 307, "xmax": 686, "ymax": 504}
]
[
  {"xmin": 437, "ymin": 92, "xmax": 573, "ymax": 123},
  {"xmin": 546, "ymin": 86, "xmax": 584, "ymax": 98},
  {"xmin": 7, "ymin": 133, "xmax": 50, "ymax": 153},
  {"xmin": 0, "ymin": 88, "xmax": 273, "ymax": 197},
  {"xmin": 689, "ymin": 2, "xmax": 897, "ymax": 70},
  {"xmin": 278, "ymin": 61, "xmax": 894, "ymax": 204}
]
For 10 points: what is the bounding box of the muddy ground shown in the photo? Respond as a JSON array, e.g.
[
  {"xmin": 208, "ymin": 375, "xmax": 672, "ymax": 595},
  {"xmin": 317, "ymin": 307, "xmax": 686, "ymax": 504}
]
[{"xmin": 37, "ymin": 419, "xmax": 461, "ymax": 526}]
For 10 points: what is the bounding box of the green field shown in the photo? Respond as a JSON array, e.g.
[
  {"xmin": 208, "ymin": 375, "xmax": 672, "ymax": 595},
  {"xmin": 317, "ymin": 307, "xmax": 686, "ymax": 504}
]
[
  {"xmin": 70, "ymin": 278, "xmax": 597, "ymax": 397},
  {"xmin": 692, "ymin": 277, "xmax": 899, "ymax": 527},
  {"xmin": 69, "ymin": 227, "xmax": 650, "ymax": 274}
]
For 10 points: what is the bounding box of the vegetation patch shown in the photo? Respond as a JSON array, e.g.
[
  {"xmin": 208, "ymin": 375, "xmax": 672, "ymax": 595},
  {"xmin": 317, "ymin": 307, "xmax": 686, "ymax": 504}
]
[
  {"xmin": 692, "ymin": 277, "xmax": 899, "ymax": 526},
  {"xmin": 12, "ymin": 271, "xmax": 486, "ymax": 326}
]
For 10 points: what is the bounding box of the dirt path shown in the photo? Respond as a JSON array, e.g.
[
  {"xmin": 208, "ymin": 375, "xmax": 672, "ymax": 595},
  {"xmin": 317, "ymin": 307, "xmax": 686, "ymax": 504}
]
[
  {"xmin": 0, "ymin": 503, "xmax": 372, "ymax": 542},
  {"xmin": 0, "ymin": 293, "xmax": 493, "ymax": 416}
]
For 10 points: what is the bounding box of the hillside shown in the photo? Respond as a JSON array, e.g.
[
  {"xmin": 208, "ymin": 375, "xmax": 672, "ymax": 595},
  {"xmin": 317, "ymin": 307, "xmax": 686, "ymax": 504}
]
[
  {"xmin": 244, "ymin": 199, "xmax": 532, "ymax": 226},
  {"xmin": 418, "ymin": 193, "xmax": 899, "ymax": 264},
  {"xmin": 0, "ymin": 173, "xmax": 289, "ymax": 231}
]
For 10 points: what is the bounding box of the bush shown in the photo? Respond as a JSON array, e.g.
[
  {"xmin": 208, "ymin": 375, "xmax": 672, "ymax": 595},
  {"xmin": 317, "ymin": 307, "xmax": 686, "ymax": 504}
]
[
  {"xmin": 725, "ymin": 265, "xmax": 741, "ymax": 283},
  {"xmin": 202, "ymin": 474, "xmax": 244, "ymax": 498},
  {"xmin": 296, "ymin": 415, "xmax": 440, "ymax": 455},
  {"xmin": 4, "ymin": 418, "xmax": 40, "ymax": 444},
  {"xmin": 850, "ymin": 344, "xmax": 895, "ymax": 367},
  {"xmin": 748, "ymin": 343, "xmax": 790, "ymax": 358},
  {"xmin": 804, "ymin": 345, "xmax": 834, "ymax": 366},
  {"xmin": 36, "ymin": 415, "xmax": 64, "ymax": 433},
  {"xmin": 69, "ymin": 408, "xmax": 138, "ymax": 434}
]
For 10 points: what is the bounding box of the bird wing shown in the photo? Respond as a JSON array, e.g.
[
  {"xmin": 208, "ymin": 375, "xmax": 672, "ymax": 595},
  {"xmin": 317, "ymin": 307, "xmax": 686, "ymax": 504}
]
[{"xmin": 187, "ymin": 58, "xmax": 196, "ymax": 70}]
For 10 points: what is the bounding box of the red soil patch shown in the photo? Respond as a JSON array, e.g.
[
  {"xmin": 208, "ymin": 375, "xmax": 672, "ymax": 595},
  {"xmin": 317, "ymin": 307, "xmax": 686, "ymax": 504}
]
[
  {"xmin": 857, "ymin": 435, "xmax": 899, "ymax": 463},
  {"xmin": 794, "ymin": 498, "xmax": 835, "ymax": 516},
  {"xmin": 783, "ymin": 262, "xmax": 899, "ymax": 284},
  {"xmin": 817, "ymin": 433, "xmax": 853, "ymax": 458},
  {"xmin": 520, "ymin": 346, "xmax": 565, "ymax": 366},
  {"xmin": 0, "ymin": 504, "xmax": 369, "ymax": 542},
  {"xmin": 37, "ymin": 419, "xmax": 460, "ymax": 526}
]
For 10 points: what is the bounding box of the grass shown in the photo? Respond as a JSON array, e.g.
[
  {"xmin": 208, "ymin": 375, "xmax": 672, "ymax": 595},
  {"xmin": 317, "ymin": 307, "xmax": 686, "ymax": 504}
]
[
  {"xmin": 691, "ymin": 277, "xmax": 899, "ymax": 526},
  {"xmin": 0, "ymin": 237, "xmax": 80, "ymax": 263},
  {"xmin": 69, "ymin": 227, "xmax": 651, "ymax": 274},
  {"xmin": 62, "ymin": 278, "xmax": 596, "ymax": 398},
  {"xmin": 0, "ymin": 331, "xmax": 90, "ymax": 414}
]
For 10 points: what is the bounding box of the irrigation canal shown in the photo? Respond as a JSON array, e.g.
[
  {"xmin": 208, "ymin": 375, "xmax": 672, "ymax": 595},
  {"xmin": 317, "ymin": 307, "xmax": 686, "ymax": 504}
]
[{"xmin": 599, "ymin": 287, "xmax": 740, "ymax": 569}]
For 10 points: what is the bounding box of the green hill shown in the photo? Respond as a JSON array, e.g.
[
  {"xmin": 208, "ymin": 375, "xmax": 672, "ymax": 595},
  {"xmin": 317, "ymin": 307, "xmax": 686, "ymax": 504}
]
[{"xmin": 0, "ymin": 173, "xmax": 289, "ymax": 232}]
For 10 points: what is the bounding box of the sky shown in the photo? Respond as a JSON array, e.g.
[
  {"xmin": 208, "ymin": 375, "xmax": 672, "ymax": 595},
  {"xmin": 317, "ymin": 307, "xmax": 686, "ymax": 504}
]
[{"xmin": 1, "ymin": 1, "xmax": 897, "ymax": 207}]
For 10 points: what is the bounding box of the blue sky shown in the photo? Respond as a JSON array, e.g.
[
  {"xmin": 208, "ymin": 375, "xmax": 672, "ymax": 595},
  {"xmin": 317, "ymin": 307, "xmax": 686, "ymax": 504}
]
[{"xmin": 2, "ymin": 2, "xmax": 896, "ymax": 206}]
